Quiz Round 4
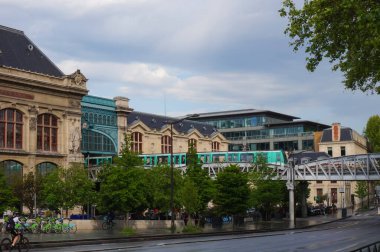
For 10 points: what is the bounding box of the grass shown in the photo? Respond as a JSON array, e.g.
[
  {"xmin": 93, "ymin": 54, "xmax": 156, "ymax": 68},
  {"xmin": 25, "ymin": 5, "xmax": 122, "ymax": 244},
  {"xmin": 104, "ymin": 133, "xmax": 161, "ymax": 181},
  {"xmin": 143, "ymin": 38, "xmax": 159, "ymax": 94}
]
[
  {"xmin": 182, "ymin": 225, "xmax": 203, "ymax": 234},
  {"xmin": 121, "ymin": 226, "xmax": 137, "ymax": 236}
]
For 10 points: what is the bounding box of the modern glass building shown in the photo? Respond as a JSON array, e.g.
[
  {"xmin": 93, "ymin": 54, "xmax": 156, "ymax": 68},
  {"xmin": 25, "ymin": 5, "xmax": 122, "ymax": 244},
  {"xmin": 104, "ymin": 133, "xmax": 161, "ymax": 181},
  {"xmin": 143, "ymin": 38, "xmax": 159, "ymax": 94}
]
[{"xmin": 189, "ymin": 109, "xmax": 330, "ymax": 152}]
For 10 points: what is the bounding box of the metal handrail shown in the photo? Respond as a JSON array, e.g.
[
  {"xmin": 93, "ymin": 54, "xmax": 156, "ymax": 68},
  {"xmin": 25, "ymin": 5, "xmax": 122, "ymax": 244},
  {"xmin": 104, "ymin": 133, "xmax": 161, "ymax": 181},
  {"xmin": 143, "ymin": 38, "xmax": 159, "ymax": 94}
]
[{"xmin": 350, "ymin": 240, "xmax": 380, "ymax": 252}]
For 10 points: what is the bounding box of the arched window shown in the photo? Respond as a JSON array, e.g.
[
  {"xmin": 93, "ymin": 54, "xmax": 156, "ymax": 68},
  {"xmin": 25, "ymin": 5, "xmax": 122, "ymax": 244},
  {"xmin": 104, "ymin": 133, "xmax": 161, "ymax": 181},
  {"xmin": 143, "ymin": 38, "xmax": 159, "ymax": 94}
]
[
  {"xmin": 37, "ymin": 114, "xmax": 58, "ymax": 152},
  {"xmin": 36, "ymin": 162, "xmax": 57, "ymax": 176},
  {"xmin": 188, "ymin": 138, "xmax": 197, "ymax": 151},
  {"xmin": 131, "ymin": 132, "xmax": 143, "ymax": 153},
  {"xmin": 212, "ymin": 141, "xmax": 220, "ymax": 152},
  {"xmin": 81, "ymin": 130, "xmax": 116, "ymax": 153},
  {"xmin": 0, "ymin": 160, "xmax": 23, "ymax": 182},
  {"xmin": 161, "ymin": 135, "xmax": 172, "ymax": 154},
  {"xmin": 0, "ymin": 108, "xmax": 23, "ymax": 149}
]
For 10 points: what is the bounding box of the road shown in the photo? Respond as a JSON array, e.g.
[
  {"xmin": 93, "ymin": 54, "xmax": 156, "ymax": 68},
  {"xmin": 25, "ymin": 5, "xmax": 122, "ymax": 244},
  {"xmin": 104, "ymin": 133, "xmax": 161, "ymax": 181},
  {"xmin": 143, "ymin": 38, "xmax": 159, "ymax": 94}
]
[{"xmin": 36, "ymin": 212, "xmax": 380, "ymax": 252}]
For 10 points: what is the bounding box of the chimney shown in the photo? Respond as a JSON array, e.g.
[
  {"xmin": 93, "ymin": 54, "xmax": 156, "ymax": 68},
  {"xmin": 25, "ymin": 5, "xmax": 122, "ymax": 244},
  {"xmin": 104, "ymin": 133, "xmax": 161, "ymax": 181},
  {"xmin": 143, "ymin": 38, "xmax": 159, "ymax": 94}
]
[{"xmin": 332, "ymin": 123, "xmax": 341, "ymax": 142}]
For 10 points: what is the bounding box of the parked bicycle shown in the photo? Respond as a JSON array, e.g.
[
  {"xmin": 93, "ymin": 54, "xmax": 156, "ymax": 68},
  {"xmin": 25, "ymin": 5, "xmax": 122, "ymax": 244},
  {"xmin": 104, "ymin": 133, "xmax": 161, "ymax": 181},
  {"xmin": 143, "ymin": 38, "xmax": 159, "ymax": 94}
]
[
  {"xmin": 102, "ymin": 216, "xmax": 115, "ymax": 230},
  {"xmin": 0, "ymin": 229, "xmax": 30, "ymax": 252}
]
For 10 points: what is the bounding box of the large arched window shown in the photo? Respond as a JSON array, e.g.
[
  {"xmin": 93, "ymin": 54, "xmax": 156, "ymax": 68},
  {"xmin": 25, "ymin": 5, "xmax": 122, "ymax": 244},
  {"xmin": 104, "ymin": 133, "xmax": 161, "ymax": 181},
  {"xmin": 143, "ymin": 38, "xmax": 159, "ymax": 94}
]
[
  {"xmin": 0, "ymin": 108, "xmax": 23, "ymax": 149},
  {"xmin": 36, "ymin": 162, "xmax": 57, "ymax": 176},
  {"xmin": 212, "ymin": 141, "xmax": 220, "ymax": 152},
  {"xmin": 37, "ymin": 114, "xmax": 58, "ymax": 152},
  {"xmin": 131, "ymin": 132, "xmax": 143, "ymax": 153},
  {"xmin": 161, "ymin": 135, "xmax": 172, "ymax": 154},
  {"xmin": 82, "ymin": 130, "xmax": 116, "ymax": 153},
  {"xmin": 188, "ymin": 138, "xmax": 197, "ymax": 151},
  {"xmin": 0, "ymin": 160, "xmax": 23, "ymax": 181}
]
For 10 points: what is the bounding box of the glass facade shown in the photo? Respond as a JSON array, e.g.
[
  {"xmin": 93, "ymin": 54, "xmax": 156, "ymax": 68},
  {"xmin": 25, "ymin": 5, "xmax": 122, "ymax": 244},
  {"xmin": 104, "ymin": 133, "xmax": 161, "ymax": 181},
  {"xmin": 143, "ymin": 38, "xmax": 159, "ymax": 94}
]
[
  {"xmin": 82, "ymin": 130, "xmax": 116, "ymax": 154},
  {"xmin": 200, "ymin": 116, "xmax": 268, "ymax": 129},
  {"xmin": 222, "ymin": 126, "xmax": 307, "ymax": 141}
]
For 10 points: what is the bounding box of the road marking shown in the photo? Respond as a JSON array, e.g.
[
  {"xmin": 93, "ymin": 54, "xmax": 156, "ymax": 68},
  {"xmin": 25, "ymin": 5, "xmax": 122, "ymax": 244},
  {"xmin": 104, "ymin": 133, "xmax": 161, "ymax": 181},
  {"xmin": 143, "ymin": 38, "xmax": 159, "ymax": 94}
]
[{"xmin": 334, "ymin": 243, "xmax": 358, "ymax": 252}]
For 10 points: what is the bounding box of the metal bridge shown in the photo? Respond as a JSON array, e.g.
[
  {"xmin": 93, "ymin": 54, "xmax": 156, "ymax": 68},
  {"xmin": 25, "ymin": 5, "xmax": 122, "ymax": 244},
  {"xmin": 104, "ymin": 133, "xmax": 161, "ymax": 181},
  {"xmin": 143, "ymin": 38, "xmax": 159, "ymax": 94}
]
[
  {"xmin": 86, "ymin": 153, "xmax": 380, "ymax": 181},
  {"xmin": 202, "ymin": 153, "xmax": 380, "ymax": 181}
]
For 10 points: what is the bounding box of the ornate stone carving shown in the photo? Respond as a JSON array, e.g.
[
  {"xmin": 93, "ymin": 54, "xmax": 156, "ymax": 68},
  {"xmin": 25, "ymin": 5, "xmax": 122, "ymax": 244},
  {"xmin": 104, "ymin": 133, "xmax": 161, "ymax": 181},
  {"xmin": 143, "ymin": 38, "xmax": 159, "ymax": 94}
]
[
  {"xmin": 69, "ymin": 70, "xmax": 87, "ymax": 87},
  {"xmin": 68, "ymin": 126, "xmax": 81, "ymax": 154},
  {"xmin": 29, "ymin": 117, "xmax": 37, "ymax": 130}
]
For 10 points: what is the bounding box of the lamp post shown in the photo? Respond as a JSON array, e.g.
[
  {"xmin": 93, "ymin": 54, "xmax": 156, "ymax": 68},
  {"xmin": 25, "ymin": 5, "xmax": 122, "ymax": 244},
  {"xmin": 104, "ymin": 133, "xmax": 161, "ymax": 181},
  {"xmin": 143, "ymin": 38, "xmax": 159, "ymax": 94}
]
[{"xmin": 166, "ymin": 114, "xmax": 199, "ymax": 233}]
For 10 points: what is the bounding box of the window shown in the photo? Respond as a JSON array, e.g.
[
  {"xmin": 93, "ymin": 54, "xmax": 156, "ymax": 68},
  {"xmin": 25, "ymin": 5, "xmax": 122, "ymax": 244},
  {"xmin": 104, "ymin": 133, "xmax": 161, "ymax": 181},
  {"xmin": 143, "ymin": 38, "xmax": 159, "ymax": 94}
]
[
  {"xmin": 188, "ymin": 139, "xmax": 197, "ymax": 151},
  {"xmin": 81, "ymin": 130, "xmax": 116, "ymax": 153},
  {"xmin": 131, "ymin": 132, "xmax": 143, "ymax": 153},
  {"xmin": 327, "ymin": 147, "xmax": 333, "ymax": 157},
  {"xmin": 161, "ymin": 135, "xmax": 172, "ymax": 154},
  {"xmin": 0, "ymin": 108, "xmax": 23, "ymax": 149},
  {"xmin": 340, "ymin": 146, "xmax": 346, "ymax": 156},
  {"xmin": 36, "ymin": 162, "xmax": 57, "ymax": 176},
  {"xmin": 0, "ymin": 160, "xmax": 23, "ymax": 182},
  {"xmin": 212, "ymin": 141, "xmax": 220, "ymax": 152},
  {"xmin": 37, "ymin": 114, "xmax": 58, "ymax": 152}
]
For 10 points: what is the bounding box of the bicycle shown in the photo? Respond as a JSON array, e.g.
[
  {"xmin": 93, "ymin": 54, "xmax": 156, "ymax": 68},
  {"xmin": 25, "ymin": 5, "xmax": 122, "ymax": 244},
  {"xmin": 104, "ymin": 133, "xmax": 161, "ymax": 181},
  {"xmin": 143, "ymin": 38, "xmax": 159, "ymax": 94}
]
[
  {"xmin": 0, "ymin": 229, "xmax": 30, "ymax": 252},
  {"xmin": 102, "ymin": 217, "xmax": 115, "ymax": 230}
]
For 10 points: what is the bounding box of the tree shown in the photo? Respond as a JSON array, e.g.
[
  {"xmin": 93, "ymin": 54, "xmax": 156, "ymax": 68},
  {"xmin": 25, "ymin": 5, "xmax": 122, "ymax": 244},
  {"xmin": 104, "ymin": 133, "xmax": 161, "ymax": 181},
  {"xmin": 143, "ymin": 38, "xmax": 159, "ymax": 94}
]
[
  {"xmin": 97, "ymin": 135, "xmax": 149, "ymax": 216},
  {"xmin": 364, "ymin": 115, "xmax": 380, "ymax": 152},
  {"xmin": 13, "ymin": 172, "xmax": 44, "ymax": 216},
  {"xmin": 182, "ymin": 145, "xmax": 215, "ymax": 224},
  {"xmin": 41, "ymin": 166, "xmax": 94, "ymax": 217},
  {"xmin": 0, "ymin": 171, "xmax": 18, "ymax": 213},
  {"xmin": 280, "ymin": 0, "xmax": 380, "ymax": 94},
  {"xmin": 213, "ymin": 165, "xmax": 250, "ymax": 227},
  {"xmin": 97, "ymin": 166, "xmax": 150, "ymax": 214},
  {"xmin": 355, "ymin": 181, "xmax": 368, "ymax": 209},
  {"xmin": 249, "ymin": 155, "xmax": 288, "ymax": 221}
]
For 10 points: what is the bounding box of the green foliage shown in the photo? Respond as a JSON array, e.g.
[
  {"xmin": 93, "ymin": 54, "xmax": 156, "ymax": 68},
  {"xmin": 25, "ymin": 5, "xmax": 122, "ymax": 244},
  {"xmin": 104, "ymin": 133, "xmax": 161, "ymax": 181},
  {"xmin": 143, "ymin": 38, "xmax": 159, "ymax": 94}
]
[
  {"xmin": 182, "ymin": 224, "xmax": 203, "ymax": 233},
  {"xmin": 249, "ymin": 155, "xmax": 287, "ymax": 221},
  {"xmin": 180, "ymin": 178, "xmax": 201, "ymax": 216},
  {"xmin": 15, "ymin": 172, "xmax": 44, "ymax": 216},
  {"xmin": 144, "ymin": 165, "xmax": 184, "ymax": 214},
  {"xmin": 213, "ymin": 165, "xmax": 250, "ymax": 217},
  {"xmin": 183, "ymin": 145, "xmax": 215, "ymax": 219},
  {"xmin": 0, "ymin": 171, "xmax": 18, "ymax": 213},
  {"xmin": 355, "ymin": 181, "xmax": 368, "ymax": 208},
  {"xmin": 121, "ymin": 226, "xmax": 137, "ymax": 236},
  {"xmin": 41, "ymin": 165, "xmax": 95, "ymax": 213},
  {"xmin": 280, "ymin": 0, "xmax": 380, "ymax": 94},
  {"xmin": 97, "ymin": 166, "xmax": 150, "ymax": 214},
  {"xmin": 364, "ymin": 115, "xmax": 380, "ymax": 152}
]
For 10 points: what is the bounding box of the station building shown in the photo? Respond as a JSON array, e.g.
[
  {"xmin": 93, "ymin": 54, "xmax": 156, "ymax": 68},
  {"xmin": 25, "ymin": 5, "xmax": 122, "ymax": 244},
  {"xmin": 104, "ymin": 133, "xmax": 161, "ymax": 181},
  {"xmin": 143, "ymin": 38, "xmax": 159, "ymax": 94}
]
[
  {"xmin": 0, "ymin": 25, "xmax": 88, "ymax": 178},
  {"xmin": 0, "ymin": 25, "xmax": 227, "ymax": 179}
]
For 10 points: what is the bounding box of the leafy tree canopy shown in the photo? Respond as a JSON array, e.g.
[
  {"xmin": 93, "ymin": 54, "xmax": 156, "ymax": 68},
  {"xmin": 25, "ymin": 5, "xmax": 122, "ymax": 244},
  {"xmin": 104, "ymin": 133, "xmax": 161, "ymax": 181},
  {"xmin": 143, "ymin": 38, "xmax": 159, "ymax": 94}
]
[
  {"xmin": 364, "ymin": 115, "xmax": 380, "ymax": 152},
  {"xmin": 0, "ymin": 171, "xmax": 18, "ymax": 213},
  {"xmin": 280, "ymin": 0, "xmax": 380, "ymax": 94},
  {"xmin": 213, "ymin": 165, "xmax": 250, "ymax": 217}
]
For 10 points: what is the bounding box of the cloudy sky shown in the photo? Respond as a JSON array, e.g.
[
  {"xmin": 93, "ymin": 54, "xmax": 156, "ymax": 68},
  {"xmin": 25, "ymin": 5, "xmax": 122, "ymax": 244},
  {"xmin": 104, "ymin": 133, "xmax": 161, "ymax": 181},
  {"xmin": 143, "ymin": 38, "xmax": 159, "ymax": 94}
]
[{"xmin": 1, "ymin": 0, "xmax": 378, "ymax": 133}]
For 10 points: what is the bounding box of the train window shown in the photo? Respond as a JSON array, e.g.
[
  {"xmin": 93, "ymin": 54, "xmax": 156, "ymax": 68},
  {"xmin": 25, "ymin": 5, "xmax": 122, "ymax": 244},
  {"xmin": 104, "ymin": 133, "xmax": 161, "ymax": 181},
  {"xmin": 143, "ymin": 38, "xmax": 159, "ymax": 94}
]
[
  {"xmin": 146, "ymin": 157, "xmax": 151, "ymax": 165},
  {"xmin": 241, "ymin": 153, "xmax": 254, "ymax": 162},
  {"xmin": 182, "ymin": 156, "xmax": 186, "ymax": 165}
]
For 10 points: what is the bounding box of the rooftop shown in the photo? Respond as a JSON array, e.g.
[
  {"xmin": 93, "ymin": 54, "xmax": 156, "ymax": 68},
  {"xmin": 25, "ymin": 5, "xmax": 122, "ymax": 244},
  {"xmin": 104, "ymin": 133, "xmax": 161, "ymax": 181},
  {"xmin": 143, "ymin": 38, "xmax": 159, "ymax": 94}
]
[{"xmin": 0, "ymin": 25, "xmax": 63, "ymax": 77}]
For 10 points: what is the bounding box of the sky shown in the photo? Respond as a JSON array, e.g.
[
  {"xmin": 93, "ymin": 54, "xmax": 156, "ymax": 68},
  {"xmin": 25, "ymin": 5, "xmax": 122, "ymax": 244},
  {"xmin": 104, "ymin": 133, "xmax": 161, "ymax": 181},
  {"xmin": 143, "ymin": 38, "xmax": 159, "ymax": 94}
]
[{"xmin": 1, "ymin": 0, "xmax": 378, "ymax": 133}]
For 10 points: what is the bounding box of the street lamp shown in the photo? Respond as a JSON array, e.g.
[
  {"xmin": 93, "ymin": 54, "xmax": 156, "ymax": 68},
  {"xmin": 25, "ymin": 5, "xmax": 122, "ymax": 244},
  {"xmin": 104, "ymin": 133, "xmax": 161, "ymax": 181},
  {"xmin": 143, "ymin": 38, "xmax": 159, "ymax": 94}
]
[
  {"xmin": 166, "ymin": 114, "xmax": 199, "ymax": 233},
  {"xmin": 286, "ymin": 156, "xmax": 295, "ymax": 229}
]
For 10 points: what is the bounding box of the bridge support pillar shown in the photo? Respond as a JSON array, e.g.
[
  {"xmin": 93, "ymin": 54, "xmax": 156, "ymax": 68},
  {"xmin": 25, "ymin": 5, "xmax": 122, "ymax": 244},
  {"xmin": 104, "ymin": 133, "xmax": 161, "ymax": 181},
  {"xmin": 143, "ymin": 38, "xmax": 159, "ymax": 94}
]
[{"xmin": 287, "ymin": 182, "xmax": 295, "ymax": 229}]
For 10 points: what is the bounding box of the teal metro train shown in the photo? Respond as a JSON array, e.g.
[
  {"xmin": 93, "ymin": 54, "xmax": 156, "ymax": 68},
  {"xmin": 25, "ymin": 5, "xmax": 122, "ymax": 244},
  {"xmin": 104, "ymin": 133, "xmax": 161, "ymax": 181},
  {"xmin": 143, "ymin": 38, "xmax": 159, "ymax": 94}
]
[
  {"xmin": 85, "ymin": 150, "xmax": 286, "ymax": 168},
  {"xmin": 138, "ymin": 150, "xmax": 286, "ymax": 167}
]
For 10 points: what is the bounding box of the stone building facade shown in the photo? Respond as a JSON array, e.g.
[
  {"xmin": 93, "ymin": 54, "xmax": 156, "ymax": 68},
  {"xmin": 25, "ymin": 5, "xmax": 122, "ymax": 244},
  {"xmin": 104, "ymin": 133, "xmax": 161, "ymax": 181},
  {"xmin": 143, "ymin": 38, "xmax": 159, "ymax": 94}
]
[
  {"xmin": 309, "ymin": 123, "xmax": 369, "ymax": 209},
  {"xmin": 0, "ymin": 25, "xmax": 88, "ymax": 176}
]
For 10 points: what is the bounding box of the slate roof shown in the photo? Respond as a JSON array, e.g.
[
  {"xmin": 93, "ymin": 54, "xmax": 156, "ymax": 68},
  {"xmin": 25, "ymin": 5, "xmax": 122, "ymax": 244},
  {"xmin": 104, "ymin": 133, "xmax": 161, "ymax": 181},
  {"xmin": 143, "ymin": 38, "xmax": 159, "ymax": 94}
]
[
  {"xmin": 0, "ymin": 25, "xmax": 64, "ymax": 77},
  {"xmin": 127, "ymin": 111, "xmax": 218, "ymax": 137},
  {"xmin": 320, "ymin": 127, "xmax": 353, "ymax": 142},
  {"xmin": 194, "ymin": 109, "xmax": 299, "ymax": 120}
]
